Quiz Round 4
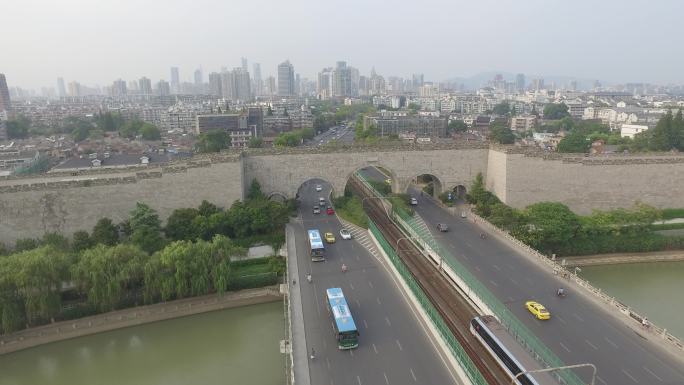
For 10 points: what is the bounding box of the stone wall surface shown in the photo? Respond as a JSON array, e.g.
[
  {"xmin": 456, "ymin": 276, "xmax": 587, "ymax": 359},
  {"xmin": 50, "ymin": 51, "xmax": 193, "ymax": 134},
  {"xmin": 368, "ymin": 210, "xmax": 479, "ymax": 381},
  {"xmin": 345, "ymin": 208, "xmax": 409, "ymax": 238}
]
[
  {"xmin": 243, "ymin": 147, "xmax": 490, "ymax": 200},
  {"xmin": 2, "ymin": 144, "xmax": 684, "ymax": 245},
  {"xmin": 0, "ymin": 159, "xmax": 242, "ymax": 245},
  {"xmin": 502, "ymin": 151, "xmax": 684, "ymax": 214}
]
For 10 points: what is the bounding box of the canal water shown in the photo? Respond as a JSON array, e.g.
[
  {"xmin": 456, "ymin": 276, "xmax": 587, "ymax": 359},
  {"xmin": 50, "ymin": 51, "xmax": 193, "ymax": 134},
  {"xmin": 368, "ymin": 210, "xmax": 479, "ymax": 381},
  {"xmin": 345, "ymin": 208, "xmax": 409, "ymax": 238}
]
[
  {"xmin": 0, "ymin": 301, "xmax": 285, "ymax": 385},
  {"xmin": 580, "ymin": 261, "xmax": 684, "ymax": 340}
]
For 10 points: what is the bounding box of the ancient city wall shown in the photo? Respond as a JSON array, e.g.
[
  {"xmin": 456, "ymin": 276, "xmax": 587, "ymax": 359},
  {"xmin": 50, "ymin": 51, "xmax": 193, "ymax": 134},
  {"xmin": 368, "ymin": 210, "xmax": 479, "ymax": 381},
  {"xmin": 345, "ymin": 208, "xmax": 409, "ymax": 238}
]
[
  {"xmin": 0, "ymin": 155, "xmax": 243, "ymax": 245},
  {"xmin": 496, "ymin": 148, "xmax": 684, "ymax": 214}
]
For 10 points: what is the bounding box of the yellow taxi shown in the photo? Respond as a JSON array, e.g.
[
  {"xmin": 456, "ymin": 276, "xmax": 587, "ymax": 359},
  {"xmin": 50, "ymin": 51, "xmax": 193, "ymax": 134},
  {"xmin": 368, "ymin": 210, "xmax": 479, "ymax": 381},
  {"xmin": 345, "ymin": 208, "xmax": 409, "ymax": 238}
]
[
  {"xmin": 525, "ymin": 301, "xmax": 550, "ymax": 320},
  {"xmin": 324, "ymin": 232, "xmax": 336, "ymax": 244}
]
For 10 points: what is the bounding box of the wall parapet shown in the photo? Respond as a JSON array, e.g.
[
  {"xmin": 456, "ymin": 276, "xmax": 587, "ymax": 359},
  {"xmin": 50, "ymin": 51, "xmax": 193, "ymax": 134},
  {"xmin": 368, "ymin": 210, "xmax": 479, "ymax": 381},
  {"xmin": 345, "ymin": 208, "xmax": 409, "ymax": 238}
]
[{"xmin": 490, "ymin": 144, "xmax": 684, "ymax": 165}]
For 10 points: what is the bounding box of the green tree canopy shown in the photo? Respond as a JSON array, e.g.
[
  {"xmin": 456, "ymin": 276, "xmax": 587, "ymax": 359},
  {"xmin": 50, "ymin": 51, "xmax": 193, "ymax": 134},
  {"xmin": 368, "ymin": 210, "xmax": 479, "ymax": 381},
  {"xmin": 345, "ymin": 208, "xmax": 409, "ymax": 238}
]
[
  {"xmin": 543, "ymin": 103, "xmax": 570, "ymax": 120},
  {"xmin": 448, "ymin": 120, "xmax": 468, "ymax": 133},
  {"xmin": 6, "ymin": 116, "xmax": 31, "ymax": 139},
  {"xmin": 130, "ymin": 203, "xmax": 165, "ymax": 254},
  {"xmin": 489, "ymin": 122, "xmax": 515, "ymax": 144},
  {"xmin": 248, "ymin": 137, "xmax": 264, "ymax": 148},
  {"xmin": 196, "ymin": 130, "xmax": 231, "ymax": 153},
  {"xmin": 518, "ymin": 202, "xmax": 581, "ymax": 254},
  {"xmin": 139, "ymin": 123, "xmax": 161, "ymax": 140},
  {"xmin": 492, "ymin": 102, "xmax": 511, "ymax": 116},
  {"xmin": 164, "ymin": 208, "xmax": 200, "ymax": 241},
  {"xmin": 91, "ymin": 218, "xmax": 119, "ymax": 246},
  {"xmin": 557, "ymin": 130, "xmax": 590, "ymax": 153}
]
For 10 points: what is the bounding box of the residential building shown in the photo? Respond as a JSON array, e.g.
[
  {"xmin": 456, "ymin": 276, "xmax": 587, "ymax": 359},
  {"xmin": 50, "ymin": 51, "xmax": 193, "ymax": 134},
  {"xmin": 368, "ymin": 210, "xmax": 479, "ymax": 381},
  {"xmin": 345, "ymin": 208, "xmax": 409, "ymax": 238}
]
[
  {"xmin": 252, "ymin": 63, "xmax": 262, "ymax": 96},
  {"xmin": 564, "ymin": 100, "xmax": 586, "ymax": 119},
  {"xmin": 510, "ymin": 115, "xmax": 537, "ymax": 131},
  {"xmin": 68, "ymin": 81, "xmax": 81, "ymax": 97},
  {"xmin": 57, "ymin": 77, "xmax": 67, "ymax": 98},
  {"xmin": 194, "ymin": 68, "xmax": 203, "ymax": 85},
  {"xmin": 170, "ymin": 67, "xmax": 180, "ymax": 94},
  {"xmin": 157, "ymin": 80, "xmax": 171, "ymax": 96},
  {"xmin": 0, "ymin": 74, "xmax": 10, "ymax": 113},
  {"xmin": 221, "ymin": 71, "xmax": 234, "ymax": 100},
  {"xmin": 208, "ymin": 72, "xmax": 222, "ymax": 96},
  {"xmin": 333, "ymin": 61, "xmax": 353, "ymax": 97},
  {"xmin": 363, "ymin": 114, "xmax": 447, "ymax": 138},
  {"xmin": 516, "ymin": 73, "xmax": 525, "ymax": 91},
  {"xmin": 265, "ymin": 76, "xmax": 276, "ymax": 96},
  {"xmin": 111, "ymin": 79, "xmax": 127, "ymax": 97},
  {"xmin": 139, "ymin": 77, "xmax": 153, "ymax": 95},
  {"xmin": 317, "ymin": 68, "xmax": 333, "ymax": 99},
  {"xmin": 278, "ymin": 60, "xmax": 295, "ymax": 97},
  {"xmin": 232, "ymin": 68, "xmax": 252, "ymax": 101},
  {"xmin": 0, "ymin": 119, "xmax": 7, "ymax": 141},
  {"xmin": 621, "ymin": 124, "xmax": 649, "ymax": 138}
]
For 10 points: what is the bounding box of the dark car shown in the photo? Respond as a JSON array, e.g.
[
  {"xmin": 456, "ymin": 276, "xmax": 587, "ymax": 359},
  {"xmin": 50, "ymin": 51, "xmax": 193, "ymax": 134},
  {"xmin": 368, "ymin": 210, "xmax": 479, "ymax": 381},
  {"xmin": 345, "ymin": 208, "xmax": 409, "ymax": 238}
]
[{"xmin": 437, "ymin": 223, "xmax": 449, "ymax": 232}]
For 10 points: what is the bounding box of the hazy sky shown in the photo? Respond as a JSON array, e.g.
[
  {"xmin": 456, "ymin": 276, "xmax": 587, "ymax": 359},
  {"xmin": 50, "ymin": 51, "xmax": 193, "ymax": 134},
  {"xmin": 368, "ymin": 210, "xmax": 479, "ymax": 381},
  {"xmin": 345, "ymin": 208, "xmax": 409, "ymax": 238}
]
[{"xmin": 2, "ymin": 0, "xmax": 683, "ymax": 89}]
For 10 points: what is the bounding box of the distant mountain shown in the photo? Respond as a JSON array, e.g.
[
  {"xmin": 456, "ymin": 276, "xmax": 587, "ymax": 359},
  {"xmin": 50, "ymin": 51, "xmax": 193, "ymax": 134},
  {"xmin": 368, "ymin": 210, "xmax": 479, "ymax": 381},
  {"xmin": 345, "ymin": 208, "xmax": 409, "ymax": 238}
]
[{"xmin": 442, "ymin": 71, "xmax": 603, "ymax": 91}]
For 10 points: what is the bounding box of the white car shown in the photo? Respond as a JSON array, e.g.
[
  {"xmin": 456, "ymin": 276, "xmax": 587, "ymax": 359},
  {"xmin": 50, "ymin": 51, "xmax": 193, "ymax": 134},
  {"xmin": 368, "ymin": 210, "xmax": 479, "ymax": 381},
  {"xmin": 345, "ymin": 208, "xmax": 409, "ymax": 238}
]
[
  {"xmin": 461, "ymin": 211, "xmax": 467, "ymax": 218},
  {"xmin": 315, "ymin": 184, "xmax": 322, "ymax": 192},
  {"xmin": 340, "ymin": 229, "xmax": 352, "ymax": 240},
  {"xmin": 410, "ymin": 197, "xmax": 418, "ymax": 205}
]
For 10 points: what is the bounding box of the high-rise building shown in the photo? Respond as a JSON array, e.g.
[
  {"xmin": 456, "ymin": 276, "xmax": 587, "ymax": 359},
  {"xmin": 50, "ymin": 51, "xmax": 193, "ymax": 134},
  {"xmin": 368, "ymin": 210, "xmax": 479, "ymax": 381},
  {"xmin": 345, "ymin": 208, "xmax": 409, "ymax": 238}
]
[
  {"xmin": 220, "ymin": 71, "xmax": 234, "ymax": 99},
  {"xmin": 57, "ymin": 77, "xmax": 66, "ymax": 98},
  {"xmin": 333, "ymin": 61, "xmax": 353, "ymax": 97},
  {"xmin": 112, "ymin": 79, "xmax": 127, "ymax": 97},
  {"xmin": 208, "ymin": 72, "xmax": 222, "ymax": 96},
  {"xmin": 412, "ymin": 73, "xmax": 424, "ymax": 91},
  {"xmin": 194, "ymin": 68, "xmax": 203, "ymax": 85},
  {"xmin": 278, "ymin": 60, "xmax": 295, "ymax": 97},
  {"xmin": 515, "ymin": 73, "xmax": 525, "ymax": 91},
  {"xmin": 232, "ymin": 68, "xmax": 252, "ymax": 101},
  {"xmin": 265, "ymin": 76, "xmax": 276, "ymax": 96},
  {"xmin": 139, "ymin": 77, "xmax": 152, "ymax": 95},
  {"xmin": 170, "ymin": 67, "xmax": 180, "ymax": 94},
  {"xmin": 252, "ymin": 63, "xmax": 262, "ymax": 96},
  {"xmin": 241, "ymin": 57, "xmax": 249, "ymax": 72},
  {"xmin": 317, "ymin": 68, "xmax": 333, "ymax": 99},
  {"xmin": 0, "ymin": 74, "xmax": 11, "ymax": 113},
  {"xmin": 67, "ymin": 81, "xmax": 81, "ymax": 97},
  {"xmin": 157, "ymin": 80, "xmax": 170, "ymax": 96}
]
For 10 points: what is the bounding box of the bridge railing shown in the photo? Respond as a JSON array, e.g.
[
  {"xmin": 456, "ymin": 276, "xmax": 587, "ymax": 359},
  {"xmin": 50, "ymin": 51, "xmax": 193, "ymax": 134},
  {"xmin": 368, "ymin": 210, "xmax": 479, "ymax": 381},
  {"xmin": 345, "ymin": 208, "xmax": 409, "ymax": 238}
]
[
  {"xmin": 369, "ymin": 220, "xmax": 489, "ymax": 385},
  {"xmin": 355, "ymin": 172, "xmax": 586, "ymax": 385},
  {"xmin": 466, "ymin": 210, "xmax": 684, "ymax": 353}
]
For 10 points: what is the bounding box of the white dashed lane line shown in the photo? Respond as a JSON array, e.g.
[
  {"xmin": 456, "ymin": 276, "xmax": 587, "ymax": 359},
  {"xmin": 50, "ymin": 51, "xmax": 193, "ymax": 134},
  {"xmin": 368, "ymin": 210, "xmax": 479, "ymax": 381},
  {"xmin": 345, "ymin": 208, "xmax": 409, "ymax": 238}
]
[
  {"xmin": 604, "ymin": 337, "xmax": 618, "ymax": 349},
  {"xmin": 559, "ymin": 342, "xmax": 571, "ymax": 353},
  {"xmin": 643, "ymin": 366, "xmax": 663, "ymax": 382},
  {"xmin": 622, "ymin": 368, "xmax": 638, "ymax": 383}
]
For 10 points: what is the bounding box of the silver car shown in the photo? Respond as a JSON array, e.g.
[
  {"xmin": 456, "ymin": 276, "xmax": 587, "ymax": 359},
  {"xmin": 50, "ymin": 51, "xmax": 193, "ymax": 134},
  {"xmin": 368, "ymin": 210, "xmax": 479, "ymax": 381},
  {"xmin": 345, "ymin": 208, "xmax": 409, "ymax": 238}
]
[{"xmin": 340, "ymin": 229, "xmax": 352, "ymax": 240}]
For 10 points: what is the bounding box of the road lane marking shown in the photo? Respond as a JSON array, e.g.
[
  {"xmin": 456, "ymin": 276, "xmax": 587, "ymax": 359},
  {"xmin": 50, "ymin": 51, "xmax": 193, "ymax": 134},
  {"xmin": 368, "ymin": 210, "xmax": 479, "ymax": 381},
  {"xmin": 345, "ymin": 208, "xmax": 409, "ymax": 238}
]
[
  {"xmin": 461, "ymin": 253, "xmax": 469, "ymax": 260},
  {"xmin": 350, "ymin": 349, "xmax": 354, "ymax": 357},
  {"xmin": 573, "ymin": 313, "xmax": 585, "ymax": 322},
  {"xmin": 493, "ymin": 264, "xmax": 501, "ymax": 270},
  {"xmin": 489, "ymin": 280, "xmax": 498, "ymax": 287},
  {"xmin": 509, "ymin": 278, "xmax": 519, "ymax": 286},
  {"xmin": 357, "ymin": 375, "xmax": 362, "ymax": 385},
  {"xmin": 410, "ymin": 368, "xmax": 417, "ymax": 382},
  {"xmin": 396, "ymin": 339, "xmax": 403, "ymax": 351},
  {"xmin": 368, "ymin": 281, "xmax": 374, "ymax": 288},
  {"xmin": 314, "ymin": 288, "xmax": 321, "ymax": 316},
  {"xmin": 355, "ymin": 299, "xmax": 360, "ymax": 308},
  {"xmin": 383, "ymin": 372, "xmax": 390, "ymax": 385},
  {"xmin": 363, "ymin": 319, "xmax": 368, "ymax": 329},
  {"xmin": 622, "ymin": 368, "xmax": 638, "ymax": 383},
  {"xmin": 559, "ymin": 342, "xmax": 571, "ymax": 353},
  {"xmin": 525, "ymin": 277, "xmax": 534, "ymax": 285},
  {"xmin": 349, "ymin": 283, "xmax": 355, "ymax": 290},
  {"xmin": 474, "ymin": 265, "xmax": 481, "ymax": 272},
  {"xmin": 372, "ymin": 343, "xmax": 378, "ymax": 354},
  {"xmin": 556, "ymin": 315, "xmax": 567, "ymax": 324},
  {"xmin": 596, "ymin": 375, "xmax": 607, "ymax": 385},
  {"xmin": 377, "ymin": 297, "xmax": 382, "ymax": 304},
  {"xmin": 585, "ymin": 340, "xmax": 599, "ymax": 350},
  {"xmin": 385, "ymin": 316, "xmax": 392, "ymax": 327},
  {"xmin": 326, "ymin": 357, "xmax": 331, "ymax": 369},
  {"xmin": 604, "ymin": 337, "xmax": 618, "ymax": 349},
  {"xmin": 643, "ymin": 366, "xmax": 663, "ymax": 382}
]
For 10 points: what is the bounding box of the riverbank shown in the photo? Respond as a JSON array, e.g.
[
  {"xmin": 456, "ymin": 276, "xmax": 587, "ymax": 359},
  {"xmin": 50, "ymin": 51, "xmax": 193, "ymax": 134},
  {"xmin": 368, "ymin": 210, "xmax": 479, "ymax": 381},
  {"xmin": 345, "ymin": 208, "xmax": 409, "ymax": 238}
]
[
  {"xmin": 0, "ymin": 286, "xmax": 282, "ymax": 355},
  {"xmin": 563, "ymin": 250, "xmax": 684, "ymax": 267}
]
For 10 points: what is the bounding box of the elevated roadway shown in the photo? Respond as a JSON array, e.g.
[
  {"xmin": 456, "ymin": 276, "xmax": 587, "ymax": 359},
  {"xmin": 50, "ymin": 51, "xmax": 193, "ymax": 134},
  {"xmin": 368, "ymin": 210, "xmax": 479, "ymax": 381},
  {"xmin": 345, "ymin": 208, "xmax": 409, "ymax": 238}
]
[
  {"xmin": 292, "ymin": 179, "xmax": 458, "ymax": 385},
  {"xmin": 361, "ymin": 166, "xmax": 684, "ymax": 385}
]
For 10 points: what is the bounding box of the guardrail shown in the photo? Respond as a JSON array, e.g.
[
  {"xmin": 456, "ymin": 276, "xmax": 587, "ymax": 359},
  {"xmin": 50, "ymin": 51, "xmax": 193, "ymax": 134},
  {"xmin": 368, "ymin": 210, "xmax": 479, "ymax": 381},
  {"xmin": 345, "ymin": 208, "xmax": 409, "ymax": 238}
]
[
  {"xmin": 369, "ymin": 221, "xmax": 489, "ymax": 385},
  {"xmin": 354, "ymin": 172, "xmax": 586, "ymax": 385},
  {"xmin": 465, "ymin": 210, "xmax": 684, "ymax": 352}
]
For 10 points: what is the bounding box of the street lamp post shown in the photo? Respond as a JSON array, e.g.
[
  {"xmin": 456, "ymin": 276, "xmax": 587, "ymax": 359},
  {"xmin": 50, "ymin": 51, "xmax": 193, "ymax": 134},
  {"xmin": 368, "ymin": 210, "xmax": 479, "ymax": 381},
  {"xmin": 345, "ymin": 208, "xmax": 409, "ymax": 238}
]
[{"xmin": 510, "ymin": 363, "xmax": 596, "ymax": 385}]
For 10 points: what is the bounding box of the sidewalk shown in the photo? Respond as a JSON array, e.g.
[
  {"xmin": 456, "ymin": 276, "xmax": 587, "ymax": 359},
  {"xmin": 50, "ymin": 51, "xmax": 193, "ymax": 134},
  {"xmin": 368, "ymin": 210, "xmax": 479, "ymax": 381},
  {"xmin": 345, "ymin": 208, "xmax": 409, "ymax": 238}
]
[
  {"xmin": 286, "ymin": 223, "xmax": 311, "ymax": 385},
  {"xmin": 563, "ymin": 250, "xmax": 684, "ymax": 267}
]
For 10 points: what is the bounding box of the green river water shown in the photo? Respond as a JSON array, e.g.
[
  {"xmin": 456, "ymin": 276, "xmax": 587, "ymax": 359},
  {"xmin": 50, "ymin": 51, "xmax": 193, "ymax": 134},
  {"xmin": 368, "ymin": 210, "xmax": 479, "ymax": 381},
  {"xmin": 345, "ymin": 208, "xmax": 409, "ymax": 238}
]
[
  {"xmin": 580, "ymin": 261, "xmax": 684, "ymax": 340},
  {"xmin": 0, "ymin": 301, "xmax": 285, "ymax": 385}
]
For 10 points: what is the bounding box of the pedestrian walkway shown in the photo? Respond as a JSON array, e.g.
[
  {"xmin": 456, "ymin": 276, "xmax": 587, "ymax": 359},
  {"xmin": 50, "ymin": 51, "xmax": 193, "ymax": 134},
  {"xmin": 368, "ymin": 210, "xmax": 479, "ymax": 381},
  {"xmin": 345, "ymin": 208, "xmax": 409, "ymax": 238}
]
[
  {"xmin": 338, "ymin": 218, "xmax": 379, "ymax": 259},
  {"xmin": 285, "ymin": 224, "xmax": 311, "ymax": 385}
]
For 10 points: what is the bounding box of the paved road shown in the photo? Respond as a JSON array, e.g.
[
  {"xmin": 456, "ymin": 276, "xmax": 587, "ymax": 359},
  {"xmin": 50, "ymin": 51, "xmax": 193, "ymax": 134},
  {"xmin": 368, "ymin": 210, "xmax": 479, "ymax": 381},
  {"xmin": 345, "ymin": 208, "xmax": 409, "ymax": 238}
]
[
  {"xmin": 361, "ymin": 166, "xmax": 684, "ymax": 385},
  {"xmin": 294, "ymin": 179, "xmax": 458, "ymax": 385},
  {"xmin": 308, "ymin": 124, "xmax": 355, "ymax": 146}
]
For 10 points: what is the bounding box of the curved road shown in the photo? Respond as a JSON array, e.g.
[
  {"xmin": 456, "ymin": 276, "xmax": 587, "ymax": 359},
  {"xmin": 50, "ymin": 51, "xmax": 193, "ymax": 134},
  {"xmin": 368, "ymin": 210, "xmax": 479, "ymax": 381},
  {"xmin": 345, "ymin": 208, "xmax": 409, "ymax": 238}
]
[
  {"xmin": 362, "ymin": 166, "xmax": 684, "ymax": 385},
  {"xmin": 294, "ymin": 179, "xmax": 458, "ymax": 385}
]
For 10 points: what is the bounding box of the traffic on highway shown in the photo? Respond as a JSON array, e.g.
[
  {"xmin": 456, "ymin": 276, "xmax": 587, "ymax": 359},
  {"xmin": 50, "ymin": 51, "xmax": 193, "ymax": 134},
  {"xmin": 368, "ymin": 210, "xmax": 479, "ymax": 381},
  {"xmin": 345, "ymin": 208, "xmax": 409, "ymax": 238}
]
[
  {"xmin": 359, "ymin": 166, "xmax": 684, "ymax": 385},
  {"xmin": 292, "ymin": 179, "xmax": 458, "ymax": 385}
]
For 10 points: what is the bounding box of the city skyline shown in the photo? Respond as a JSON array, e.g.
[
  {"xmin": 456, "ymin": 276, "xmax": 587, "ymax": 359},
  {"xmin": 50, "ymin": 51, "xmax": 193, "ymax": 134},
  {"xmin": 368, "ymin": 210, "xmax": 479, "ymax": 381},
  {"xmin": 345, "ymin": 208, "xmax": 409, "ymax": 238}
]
[{"xmin": 3, "ymin": 0, "xmax": 684, "ymax": 90}]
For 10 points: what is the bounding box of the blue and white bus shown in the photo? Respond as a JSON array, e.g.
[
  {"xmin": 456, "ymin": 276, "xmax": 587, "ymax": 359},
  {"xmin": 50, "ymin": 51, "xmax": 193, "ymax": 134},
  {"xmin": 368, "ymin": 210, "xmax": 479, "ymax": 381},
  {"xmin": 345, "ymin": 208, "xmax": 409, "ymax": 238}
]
[
  {"xmin": 326, "ymin": 288, "xmax": 359, "ymax": 349},
  {"xmin": 308, "ymin": 229, "xmax": 325, "ymax": 262}
]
